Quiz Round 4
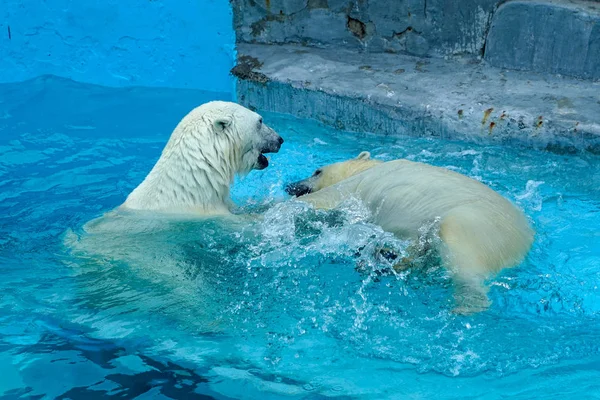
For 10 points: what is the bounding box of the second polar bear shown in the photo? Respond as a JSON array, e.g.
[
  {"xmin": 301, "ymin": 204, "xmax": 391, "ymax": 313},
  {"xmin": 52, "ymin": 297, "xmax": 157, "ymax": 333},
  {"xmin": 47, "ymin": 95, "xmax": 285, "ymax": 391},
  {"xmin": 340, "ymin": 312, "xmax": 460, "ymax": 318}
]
[{"xmin": 285, "ymin": 151, "xmax": 534, "ymax": 313}]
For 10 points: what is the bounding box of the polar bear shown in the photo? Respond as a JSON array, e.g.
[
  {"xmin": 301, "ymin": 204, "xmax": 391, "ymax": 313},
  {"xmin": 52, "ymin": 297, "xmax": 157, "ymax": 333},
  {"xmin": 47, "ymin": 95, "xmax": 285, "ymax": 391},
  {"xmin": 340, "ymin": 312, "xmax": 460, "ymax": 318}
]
[
  {"xmin": 66, "ymin": 101, "xmax": 283, "ymax": 277},
  {"xmin": 285, "ymin": 151, "xmax": 534, "ymax": 314},
  {"xmin": 62, "ymin": 102, "xmax": 284, "ymax": 332},
  {"xmin": 121, "ymin": 101, "xmax": 283, "ymax": 215},
  {"xmin": 71, "ymin": 100, "xmax": 283, "ymax": 253}
]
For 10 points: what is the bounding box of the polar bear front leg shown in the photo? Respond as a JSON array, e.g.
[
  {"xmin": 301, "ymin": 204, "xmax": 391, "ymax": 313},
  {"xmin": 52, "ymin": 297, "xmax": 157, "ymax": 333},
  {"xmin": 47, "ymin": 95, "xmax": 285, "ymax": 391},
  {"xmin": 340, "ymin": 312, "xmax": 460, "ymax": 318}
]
[
  {"xmin": 439, "ymin": 212, "xmax": 493, "ymax": 314},
  {"xmin": 451, "ymin": 272, "xmax": 491, "ymax": 315}
]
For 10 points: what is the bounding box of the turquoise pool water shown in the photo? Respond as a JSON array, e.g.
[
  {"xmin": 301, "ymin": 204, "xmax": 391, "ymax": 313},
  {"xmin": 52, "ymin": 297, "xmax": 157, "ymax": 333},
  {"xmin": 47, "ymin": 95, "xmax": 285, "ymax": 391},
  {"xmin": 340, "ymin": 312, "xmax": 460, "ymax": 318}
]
[{"xmin": 1, "ymin": 76, "xmax": 599, "ymax": 399}]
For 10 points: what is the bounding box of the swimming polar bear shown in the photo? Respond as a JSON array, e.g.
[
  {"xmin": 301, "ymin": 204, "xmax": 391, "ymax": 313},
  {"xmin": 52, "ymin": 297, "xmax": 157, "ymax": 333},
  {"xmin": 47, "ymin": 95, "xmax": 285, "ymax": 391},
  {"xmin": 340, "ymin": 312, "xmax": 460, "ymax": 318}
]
[
  {"xmin": 121, "ymin": 101, "xmax": 283, "ymax": 215},
  {"xmin": 285, "ymin": 151, "xmax": 534, "ymax": 314},
  {"xmin": 62, "ymin": 101, "xmax": 285, "ymax": 332},
  {"xmin": 65, "ymin": 102, "xmax": 283, "ymax": 310},
  {"xmin": 73, "ymin": 100, "xmax": 283, "ymax": 244}
]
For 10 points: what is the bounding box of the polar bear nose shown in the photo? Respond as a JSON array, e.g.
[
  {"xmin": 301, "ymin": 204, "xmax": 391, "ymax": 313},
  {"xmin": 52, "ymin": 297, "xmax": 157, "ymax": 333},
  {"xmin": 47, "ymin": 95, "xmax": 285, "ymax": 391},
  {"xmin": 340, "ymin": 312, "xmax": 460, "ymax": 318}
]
[
  {"xmin": 285, "ymin": 180, "xmax": 312, "ymax": 197},
  {"xmin": 261, "ymin": 131, "xmax": 283, "ymax": 153}
]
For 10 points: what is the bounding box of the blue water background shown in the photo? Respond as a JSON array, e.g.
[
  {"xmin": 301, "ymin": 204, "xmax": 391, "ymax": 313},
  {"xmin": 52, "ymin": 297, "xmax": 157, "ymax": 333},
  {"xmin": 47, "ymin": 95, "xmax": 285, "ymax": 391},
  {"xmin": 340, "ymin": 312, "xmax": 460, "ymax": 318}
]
[
  {"xmin": 1, "ymin": 0, "xmax": 236, "ymax": 93},
  {"xmin": 1, "ymin": 76, "xmax": 599, "ymax": 399}
]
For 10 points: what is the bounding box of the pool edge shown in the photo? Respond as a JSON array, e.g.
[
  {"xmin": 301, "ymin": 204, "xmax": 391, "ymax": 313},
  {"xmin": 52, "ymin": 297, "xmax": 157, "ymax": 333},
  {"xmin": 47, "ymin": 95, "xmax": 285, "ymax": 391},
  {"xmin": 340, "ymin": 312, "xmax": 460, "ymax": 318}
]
[{"xmin": 234, "ymin": 43, "xmax": 600, "ymax": 155}]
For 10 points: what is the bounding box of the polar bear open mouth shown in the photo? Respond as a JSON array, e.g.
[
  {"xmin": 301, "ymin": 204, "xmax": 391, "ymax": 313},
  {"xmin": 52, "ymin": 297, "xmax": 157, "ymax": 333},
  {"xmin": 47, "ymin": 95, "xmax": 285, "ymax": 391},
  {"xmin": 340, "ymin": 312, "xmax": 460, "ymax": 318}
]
[
  {"xmin": 256, "ymin": 153, "xmax": 269, "ymax": 170},
  {"xmin": 256, "ymin": 135, "xmax": 284, "ymax": 170}
]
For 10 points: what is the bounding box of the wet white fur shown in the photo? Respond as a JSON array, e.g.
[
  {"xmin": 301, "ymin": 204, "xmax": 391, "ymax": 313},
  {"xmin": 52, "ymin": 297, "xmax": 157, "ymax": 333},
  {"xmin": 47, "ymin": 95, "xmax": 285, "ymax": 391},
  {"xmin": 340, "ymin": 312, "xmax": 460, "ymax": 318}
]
[
  {"xmin": 63, "ymin": 102, "xmax": 279, "ymax": 316},
  {"xmin": 123, "ymin": 101, "xmax": 278, "ymax": 215},
  {"xmin": 296, "ymin": 152, "xmax": 534, "ymax": 313}
]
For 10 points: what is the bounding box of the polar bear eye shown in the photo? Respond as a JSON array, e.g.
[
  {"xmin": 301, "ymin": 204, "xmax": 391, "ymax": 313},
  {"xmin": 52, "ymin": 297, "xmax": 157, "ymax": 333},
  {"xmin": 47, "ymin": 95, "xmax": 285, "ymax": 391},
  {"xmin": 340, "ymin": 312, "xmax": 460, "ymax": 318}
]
[
  {"xmin": 258, "ymin": 118, "xmax": 263, "ymax": 126},
  {"xmin": 313, "ymin": 169, "xmax": 322, "ymax": 177}
]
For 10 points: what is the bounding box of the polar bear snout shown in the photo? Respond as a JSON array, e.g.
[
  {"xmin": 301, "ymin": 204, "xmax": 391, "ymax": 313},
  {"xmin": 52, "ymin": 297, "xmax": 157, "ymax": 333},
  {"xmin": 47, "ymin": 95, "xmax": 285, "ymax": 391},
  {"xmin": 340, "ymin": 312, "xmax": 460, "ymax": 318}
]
[
  {"xmin": 254, "ymin": 125, "xmax": 283, "ymax": 170},
  {"xmin": 259, "ymin": 135, "xmax": 283, "ymax": 154},
  {"xmin": 259, "ymin": 125, "xmax": 284, "ymax": 154},
  {"xmin": 285, "ymin": 179, "xmax": 313, "ymax": 197}
]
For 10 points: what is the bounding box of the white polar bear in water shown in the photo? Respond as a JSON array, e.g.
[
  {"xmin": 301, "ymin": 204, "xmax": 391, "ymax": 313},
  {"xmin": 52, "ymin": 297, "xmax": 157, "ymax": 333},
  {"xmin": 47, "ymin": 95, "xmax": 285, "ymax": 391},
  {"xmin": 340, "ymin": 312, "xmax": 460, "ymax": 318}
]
[
  {"xmin": 67, "ymin": 100, "xmax": 283, "ymax": 271},
  {"xmin": 285, "ymin": 151, "xmax": 534, "ymax": 314},
  {"xmin": 122, "ymin": 101, "xmax": 283, "ymax": 215},
  {"xmin": 64, "ymin": 101, "xmax": 283, "ymax": 331},
  {"xmin": 64, "ymin": 101, "xmax": 283, "ymax": 330},
  {"xmin": 74, "ymin": 100, "xmax": 283, "ymax": 239}
]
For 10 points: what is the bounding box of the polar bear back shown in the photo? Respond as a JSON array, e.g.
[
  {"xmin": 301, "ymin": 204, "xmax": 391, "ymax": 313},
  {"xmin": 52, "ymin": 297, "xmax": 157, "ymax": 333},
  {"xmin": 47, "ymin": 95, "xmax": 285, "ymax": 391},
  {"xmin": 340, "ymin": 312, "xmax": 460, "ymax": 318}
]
[{"xmin": 339, "ymin": 160, "xmax": 518, "ymax": 233}]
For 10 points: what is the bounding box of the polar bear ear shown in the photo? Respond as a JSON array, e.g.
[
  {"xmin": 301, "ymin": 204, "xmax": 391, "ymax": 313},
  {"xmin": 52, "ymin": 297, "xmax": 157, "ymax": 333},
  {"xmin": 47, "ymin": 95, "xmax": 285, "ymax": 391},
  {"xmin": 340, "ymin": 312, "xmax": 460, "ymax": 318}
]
[
  {"xmin": 357, "ymin": 151, "xmax": 371, "ymax": 160},
  {"xmin": 213, "ymin": 116, "xmax": 232, "ymax": 133}
]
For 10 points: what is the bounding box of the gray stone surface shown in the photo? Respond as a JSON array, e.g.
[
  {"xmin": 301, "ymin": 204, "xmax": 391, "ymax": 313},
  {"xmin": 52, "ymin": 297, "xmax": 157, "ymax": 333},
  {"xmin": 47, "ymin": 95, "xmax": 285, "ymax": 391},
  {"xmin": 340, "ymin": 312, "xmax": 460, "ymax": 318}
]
[
  {"xmin": 232, "ymin": 0, "xmax": 498, "ymax": 57},
  {"xmin": 484, "ymin": 0, "xmax": 600, "ymax": 80},
  {"xmin": 232, "ymin": 0, "xmax": 600, "ymax": 80},
  {"xmin": 234, "ymin": 43, "xmax": 600, "ymax": 154}
]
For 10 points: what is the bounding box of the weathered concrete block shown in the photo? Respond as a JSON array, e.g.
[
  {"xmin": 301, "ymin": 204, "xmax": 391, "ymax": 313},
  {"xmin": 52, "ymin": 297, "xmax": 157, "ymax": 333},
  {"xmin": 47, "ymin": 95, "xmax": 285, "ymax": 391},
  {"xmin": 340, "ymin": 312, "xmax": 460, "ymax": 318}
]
[
  {"xmin": 232, "ymin": 0, "xmax": 498, "ymax": 57},
  {"xmin": 327, "ymin": 0, "xmax": 354, "ymax": 13},
  {"xmin": 254, "ymin": 0, "xmax": 308, "ymax": 15},
  {"xmin": 296, "ymin": 9, "xmax": 357, "ymax": 44},
  {"xmin": 233, "ymin": 0, "xmax": 362, "ymax": 49},
  {"xmin": 426, "ymin": 0, "xmax": 497, "ymax": 55},
  {"xmin": 270, "ymin": 9, "xmax": 357, "ymax": 46},
  {"xmin": 234, "ymin": 43, "xmax": 600, "ymax": 154},
  {"xmin": 485, "ymin": 0, "xmax": 600, "ymax": 80},
  {"xmin": 232, "ymin": 0, "xmax": 272, "ymax": 42},
  {"xmin": 367, "ymin": 0, "xmax": 426, "ymax": 37},
  {"xmin": 233, "ymin": 0, "xmax": 600, "ymax": 75}
]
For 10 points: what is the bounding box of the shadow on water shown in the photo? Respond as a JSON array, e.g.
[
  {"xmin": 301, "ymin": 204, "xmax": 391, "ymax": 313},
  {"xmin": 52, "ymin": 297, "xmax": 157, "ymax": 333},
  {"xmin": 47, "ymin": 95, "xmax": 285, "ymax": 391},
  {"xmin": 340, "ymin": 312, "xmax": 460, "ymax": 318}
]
[{"xmin": 5, "ymin": 326, "xmax": 222, "ymax": 399}]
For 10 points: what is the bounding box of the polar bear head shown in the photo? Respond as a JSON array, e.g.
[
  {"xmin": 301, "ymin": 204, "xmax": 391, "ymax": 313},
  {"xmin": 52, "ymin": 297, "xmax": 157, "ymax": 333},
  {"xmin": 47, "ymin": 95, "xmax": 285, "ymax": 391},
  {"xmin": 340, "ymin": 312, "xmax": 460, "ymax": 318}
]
[
  {"xmin": 285, "ymin": 151, "xmax": 382, "ymax": 196},
  {"xmin": 165, "ymin": 101, "xmax": 283, "ymax": 174}
]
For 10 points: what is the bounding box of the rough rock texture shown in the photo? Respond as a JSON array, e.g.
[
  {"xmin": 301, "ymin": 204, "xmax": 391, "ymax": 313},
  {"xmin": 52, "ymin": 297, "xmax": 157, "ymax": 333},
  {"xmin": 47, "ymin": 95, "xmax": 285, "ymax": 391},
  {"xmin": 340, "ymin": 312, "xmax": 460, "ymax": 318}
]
[
  {"xmin": 234, "ymin": 43, "xmax": 600, "ymax": 154},
  {"xmin": 484, "ymin": 0, "xmax": 600, "ymax": 80},
  {"xmin": 232, "ymin": 0, "xmax": 499, "ymax": 57},
  {"xmin": 232, "ymin": 0, "xmax": 600, "ymax": 81}
]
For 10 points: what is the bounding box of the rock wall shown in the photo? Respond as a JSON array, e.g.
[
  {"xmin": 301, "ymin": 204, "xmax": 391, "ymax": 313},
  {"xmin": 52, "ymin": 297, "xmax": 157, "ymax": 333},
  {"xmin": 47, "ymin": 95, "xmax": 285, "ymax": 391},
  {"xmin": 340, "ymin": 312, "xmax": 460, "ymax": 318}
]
[
  {"xmin": 232, "ymin": 0, "xmax": 600, "ymax": 80},
  {"xmin": 485, "ymin": 1, "xmax": 600, "ymax": 80},
  {"xmin": 233, "ymin": 0, "xmax": 498, "ymax": 57}
]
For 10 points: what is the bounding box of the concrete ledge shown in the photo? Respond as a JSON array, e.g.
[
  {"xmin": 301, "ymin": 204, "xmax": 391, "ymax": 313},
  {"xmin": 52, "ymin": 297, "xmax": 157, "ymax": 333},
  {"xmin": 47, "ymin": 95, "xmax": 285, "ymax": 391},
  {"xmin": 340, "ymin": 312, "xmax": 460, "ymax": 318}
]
[
  {"xmin": 234, "ymin": 43, "xmax": 600, "ymax": 154},
  {"xmin": 485, "ymin": 0, "xmax": 600, "ymax": 80}
]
